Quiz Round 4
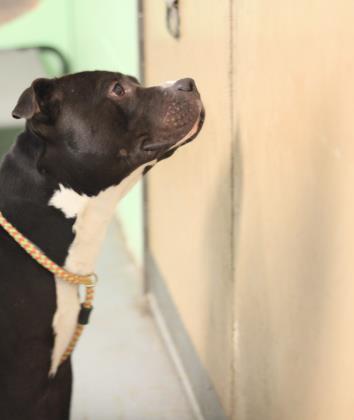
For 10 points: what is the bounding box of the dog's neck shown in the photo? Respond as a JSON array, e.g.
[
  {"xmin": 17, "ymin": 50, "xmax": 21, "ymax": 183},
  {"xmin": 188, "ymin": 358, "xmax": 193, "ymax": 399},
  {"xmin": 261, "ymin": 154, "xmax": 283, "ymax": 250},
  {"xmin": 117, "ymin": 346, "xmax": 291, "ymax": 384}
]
[{"xmin": 49, "ymin": 160, "xmax": 155, "ymax": 275}]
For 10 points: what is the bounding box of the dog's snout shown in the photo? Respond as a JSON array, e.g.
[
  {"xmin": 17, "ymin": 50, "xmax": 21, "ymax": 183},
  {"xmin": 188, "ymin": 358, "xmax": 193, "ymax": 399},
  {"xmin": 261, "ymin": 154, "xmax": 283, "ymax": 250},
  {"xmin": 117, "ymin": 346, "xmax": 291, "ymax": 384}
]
[{"xmin": 174, "ymin": 78, "xmax": 197, "ymax": 93}]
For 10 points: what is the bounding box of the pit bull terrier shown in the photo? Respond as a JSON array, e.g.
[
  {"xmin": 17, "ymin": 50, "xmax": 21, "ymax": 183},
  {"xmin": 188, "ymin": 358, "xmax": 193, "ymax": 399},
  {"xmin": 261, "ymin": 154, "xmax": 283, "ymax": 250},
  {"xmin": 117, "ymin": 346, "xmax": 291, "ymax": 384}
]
[{"xmin": 0, "ymin": 71, "xmax": 204, "ymax": 419}]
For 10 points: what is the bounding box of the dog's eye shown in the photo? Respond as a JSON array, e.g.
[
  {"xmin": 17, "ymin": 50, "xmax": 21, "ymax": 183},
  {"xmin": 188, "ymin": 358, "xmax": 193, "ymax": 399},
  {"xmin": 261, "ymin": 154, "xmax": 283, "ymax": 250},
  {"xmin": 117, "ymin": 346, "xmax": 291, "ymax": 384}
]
[{"xmin": 112, "ymin": 83, "xmax": 125, "ymax": 96}]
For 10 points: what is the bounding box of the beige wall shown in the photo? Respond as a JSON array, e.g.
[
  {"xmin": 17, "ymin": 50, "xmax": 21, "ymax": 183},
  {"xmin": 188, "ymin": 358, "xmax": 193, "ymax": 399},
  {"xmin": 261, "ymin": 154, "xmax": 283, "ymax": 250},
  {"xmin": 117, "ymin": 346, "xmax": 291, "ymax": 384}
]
[
  {"xmin": 233, "ymin": 1, "xmax": 354, "ymax": 419},
  {"xmin": 144, "ymin": 0, "xmax": 234, "ymax": 415},
  {"xmin": 145, "ymin": 0, "xmax": 354, "ymax": 419}
]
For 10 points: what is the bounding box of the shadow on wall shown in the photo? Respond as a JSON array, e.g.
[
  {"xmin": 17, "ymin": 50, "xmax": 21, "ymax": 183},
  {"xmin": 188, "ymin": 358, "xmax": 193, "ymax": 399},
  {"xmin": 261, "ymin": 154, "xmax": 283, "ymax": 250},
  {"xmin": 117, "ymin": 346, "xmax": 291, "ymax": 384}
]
[{"xmin": 202, "ymin": 124, "xmax": 243, "ymax": 415}]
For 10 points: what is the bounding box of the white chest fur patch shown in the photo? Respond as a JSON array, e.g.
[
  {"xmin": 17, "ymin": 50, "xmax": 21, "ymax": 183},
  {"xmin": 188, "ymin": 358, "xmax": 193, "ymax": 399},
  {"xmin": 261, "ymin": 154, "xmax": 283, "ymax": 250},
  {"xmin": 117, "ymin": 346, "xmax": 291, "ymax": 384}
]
[
  {"xmin": 49, "ymin": 185, "xmax": 89, "ymax": 218},
  {"xmin": 48, "ymin": 161, "xmax": 156, "ymax": 376}
]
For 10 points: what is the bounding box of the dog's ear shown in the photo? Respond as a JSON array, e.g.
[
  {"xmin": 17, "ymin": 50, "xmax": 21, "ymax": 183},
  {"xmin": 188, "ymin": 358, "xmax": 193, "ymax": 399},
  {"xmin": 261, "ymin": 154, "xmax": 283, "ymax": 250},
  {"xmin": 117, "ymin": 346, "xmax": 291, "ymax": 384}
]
[{"xmin": 12, "ymin": 78, "xmax": 55, "ymax": 120}]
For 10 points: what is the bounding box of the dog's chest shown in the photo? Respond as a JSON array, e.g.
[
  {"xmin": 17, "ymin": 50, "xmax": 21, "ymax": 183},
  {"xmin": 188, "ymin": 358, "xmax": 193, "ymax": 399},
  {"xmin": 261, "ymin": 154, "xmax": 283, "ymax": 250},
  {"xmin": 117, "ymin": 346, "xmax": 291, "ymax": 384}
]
[{"xmin": 48, "ymin": 162, "xmax": 155, "ymax": 375}]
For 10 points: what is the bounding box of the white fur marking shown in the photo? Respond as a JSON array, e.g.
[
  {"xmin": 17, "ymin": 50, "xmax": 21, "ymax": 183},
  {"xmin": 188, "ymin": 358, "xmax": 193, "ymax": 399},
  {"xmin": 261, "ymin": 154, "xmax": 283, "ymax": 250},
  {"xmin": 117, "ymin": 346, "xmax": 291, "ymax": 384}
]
[
  {"xmin": 48, "ymin": 161, "xmax": 156, "ymax": 375},
  {"xmin": 49, "ymin": 185, "xmax": 88, "ymax": 218}
]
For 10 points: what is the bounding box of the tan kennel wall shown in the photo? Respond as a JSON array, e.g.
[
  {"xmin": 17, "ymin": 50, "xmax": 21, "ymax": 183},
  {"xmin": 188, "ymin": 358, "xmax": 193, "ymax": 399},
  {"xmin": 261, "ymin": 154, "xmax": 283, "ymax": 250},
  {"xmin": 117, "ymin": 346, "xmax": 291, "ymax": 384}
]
[
  {"xmin": 144, "ymin": 0, "xmax": 354, "ymax": 419},
  {"xmin": 233, "ymin": 1, "xmax": 354, "ymax": 419},
  {"xmin": 143, "ymin": 0, "xmax": 234, "ymax": 417}
]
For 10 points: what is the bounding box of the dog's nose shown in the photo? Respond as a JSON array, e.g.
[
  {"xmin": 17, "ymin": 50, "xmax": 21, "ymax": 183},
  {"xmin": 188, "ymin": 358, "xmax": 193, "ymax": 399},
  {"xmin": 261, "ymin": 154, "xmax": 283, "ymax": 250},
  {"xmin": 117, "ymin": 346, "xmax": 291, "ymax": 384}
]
[{"xmin": 174, "ymin": 78, "xmax": 197, "ymax": 92}]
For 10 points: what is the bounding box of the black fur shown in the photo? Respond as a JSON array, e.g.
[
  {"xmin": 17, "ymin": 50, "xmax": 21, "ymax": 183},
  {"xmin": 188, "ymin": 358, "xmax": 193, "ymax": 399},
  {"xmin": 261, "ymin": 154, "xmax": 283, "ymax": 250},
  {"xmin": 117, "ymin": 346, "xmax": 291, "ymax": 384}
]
[{"xmin": 0, "ymin": 71, "xmax": 203, "ymax": 419}]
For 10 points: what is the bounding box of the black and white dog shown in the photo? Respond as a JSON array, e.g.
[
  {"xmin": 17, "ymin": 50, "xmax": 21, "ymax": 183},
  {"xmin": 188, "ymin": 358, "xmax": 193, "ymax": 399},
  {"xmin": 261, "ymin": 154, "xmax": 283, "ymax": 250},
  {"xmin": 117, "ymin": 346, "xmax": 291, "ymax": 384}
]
[{"xmin": 0, "ymin": 71, "xmax": 204, "ymax": 419}]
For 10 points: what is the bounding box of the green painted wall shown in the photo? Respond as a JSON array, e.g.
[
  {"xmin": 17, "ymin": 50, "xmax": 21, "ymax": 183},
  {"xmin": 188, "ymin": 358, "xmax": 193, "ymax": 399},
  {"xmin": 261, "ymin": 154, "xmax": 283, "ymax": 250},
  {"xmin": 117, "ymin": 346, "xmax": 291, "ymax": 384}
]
[
  {"xmin": 0, "ymin": 0, "xmax": 72, "ymax": 65},
  {"xmin": 0, "ymin": 0, "xmax": 143, "ymax": 265},
  {"xmin": 70, "ymin": 0, "xmax": 143, "ymax": 266}
]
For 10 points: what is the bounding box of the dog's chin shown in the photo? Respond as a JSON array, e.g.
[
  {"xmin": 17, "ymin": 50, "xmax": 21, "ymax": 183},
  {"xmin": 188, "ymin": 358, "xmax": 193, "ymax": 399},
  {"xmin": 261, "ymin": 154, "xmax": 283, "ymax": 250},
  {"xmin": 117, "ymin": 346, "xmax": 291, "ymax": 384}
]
[
  {"xmin": 185, "ymin": 107, "xmax": 205, "ymax": 143},
  {"xmin": 168, "ymin": 107, "xmax": 205, "ymax": 151},
  {"xmin": 141, "ymin": 107, "xmax": 205, "ymax": 154}
]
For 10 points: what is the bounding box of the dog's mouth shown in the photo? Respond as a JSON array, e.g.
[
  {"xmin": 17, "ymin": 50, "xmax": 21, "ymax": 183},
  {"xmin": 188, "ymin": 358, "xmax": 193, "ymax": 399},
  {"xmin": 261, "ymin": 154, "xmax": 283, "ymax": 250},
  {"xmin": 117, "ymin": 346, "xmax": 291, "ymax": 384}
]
[{"xmin": 142, "ymin": 106, "xmax": 205, "ymax": 153}]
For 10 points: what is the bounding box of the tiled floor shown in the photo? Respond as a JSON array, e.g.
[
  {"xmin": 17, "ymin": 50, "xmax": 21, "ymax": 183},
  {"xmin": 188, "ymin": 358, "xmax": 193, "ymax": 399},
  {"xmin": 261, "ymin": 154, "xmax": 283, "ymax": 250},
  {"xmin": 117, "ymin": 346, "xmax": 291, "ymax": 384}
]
[{"xmin": 70, "ymin": 221, "xmax": 195, "ymax": 420}]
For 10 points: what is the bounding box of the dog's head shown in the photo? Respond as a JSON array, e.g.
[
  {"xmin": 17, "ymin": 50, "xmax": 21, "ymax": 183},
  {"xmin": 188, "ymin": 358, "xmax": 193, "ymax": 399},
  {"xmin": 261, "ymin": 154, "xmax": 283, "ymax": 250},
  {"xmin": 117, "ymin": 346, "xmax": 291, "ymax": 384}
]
[{"xmin": 12, "ymin": 71, "xmax": 204, "ymax": 195}]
